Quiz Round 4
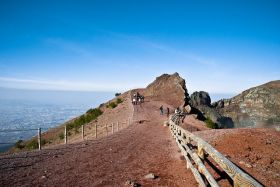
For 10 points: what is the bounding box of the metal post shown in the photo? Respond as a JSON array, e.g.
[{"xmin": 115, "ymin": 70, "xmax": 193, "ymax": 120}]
[
  {"xmin": 65, "ymin": 126, "xmax": 67, "ymax": 144},
  {"xmin": 95, "ymin": 124, "xmax": 97, "ymax": 138},
  {"xmin": 82, "ymin": 125, "xmax": 84, "ymax": 140},
  {"xmin": 38, "ymin": 128, "xmax": 41, "ymax": 150}
]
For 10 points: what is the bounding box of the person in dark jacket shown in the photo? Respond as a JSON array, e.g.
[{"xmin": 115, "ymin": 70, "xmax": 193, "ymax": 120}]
[{"xmin": 159, "ymin": 105, "xmax": 164, "ymax": 115}]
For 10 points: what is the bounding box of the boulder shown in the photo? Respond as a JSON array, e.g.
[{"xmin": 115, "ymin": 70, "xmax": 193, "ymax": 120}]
[
  {"xmin": 163, "ymin": 121, "xmax": 169, "ymax": 126},
  {"xmin": 190, "ymin": 91, "xmax": 211, "ymax": 107},
  {"xmin": 212, "ymin": 100, "xmax": 224, "ymax": 109},
  {"xmin": 195, "ymin": 105, "xmax": 234, "ymax": 128},
  {"xmin": 144, "ymin": 173, "xmax": 157, "ymax": 179},
  {"xmin": 184, "ymin": 105, "xmax": 192, "ymax": 114},
  {"xmin": 125, "ymin": 180, "xmax": 141, "ymax": 187}
]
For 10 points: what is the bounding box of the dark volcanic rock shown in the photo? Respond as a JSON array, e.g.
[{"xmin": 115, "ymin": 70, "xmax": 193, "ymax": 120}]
[
  {"xmin": 214, "ymin": 81, "xmax": 280, "ymax": 129},
  {"xmin": 190, "ymin": 91, "xmax": 211, "ymax": 107},
  {"xmin": 189, "ymin": 91, "xmax": 234, "ymax": 128},
  {"xmin": 146, "ymin": 73, "xmax": 189, "ymax": 107},
  {"xmin": 212, "ymin": 99, "xmax": 231, "ymax": 109},
  {"xmin": 193, "ymin": 104, "xmax": 234, "ymax": 128}
]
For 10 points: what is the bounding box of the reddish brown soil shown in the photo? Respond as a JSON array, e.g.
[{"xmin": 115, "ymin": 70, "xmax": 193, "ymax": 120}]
[
  {"xmin": 0, "ymin": 96, "xmax": 197, "ymax": 187},
  {"xmin": 194, "ymin": 128, "xmax": 280, "ymax": 187},
  {"xmin": 1, "ymin": 91, "xmax": 279, "ymax": 187},
  {"xmin": 181, "ymin": 115, "xmax": 209, "ymax": 132}
]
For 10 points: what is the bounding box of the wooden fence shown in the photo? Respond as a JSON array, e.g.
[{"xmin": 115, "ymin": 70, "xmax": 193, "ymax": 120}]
[
  {"xmin": 169, "ymin": 119, "xmax": 262, "ymax": 187},
  {"xmin": 64, "ymin": 117, "xmax": 132, "ymax": 144},
  {"xmin": 0, "ymin": 128, "xmax": 44, "ymax": 150},
  {"xmin": 0, "ymin": 117, "xmax": 132, "ymax": 151}
]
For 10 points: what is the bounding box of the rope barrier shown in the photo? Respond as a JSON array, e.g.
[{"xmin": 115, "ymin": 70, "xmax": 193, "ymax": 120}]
[{"xmin": 0, "ymin": 127, "xmax": 49, "ymax": 133}]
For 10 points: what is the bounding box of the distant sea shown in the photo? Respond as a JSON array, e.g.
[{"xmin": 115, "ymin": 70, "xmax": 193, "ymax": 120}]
[{"xmin": 0, "ymin": 88, "xmax": 115, "ymax": 152}]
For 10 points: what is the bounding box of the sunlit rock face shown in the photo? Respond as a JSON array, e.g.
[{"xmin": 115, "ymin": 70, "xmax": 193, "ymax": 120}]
[
  {"xmin": 214, "ymin": 81, "xmax": 280, "ymax": 129},
  {"xmin": 145, "ymin": 73, "xmax": 189, "ymax": 107}
]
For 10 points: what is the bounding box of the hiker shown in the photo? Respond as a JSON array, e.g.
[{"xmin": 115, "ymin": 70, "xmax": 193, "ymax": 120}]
[
  {"xmin": 132, "ymin": 97, "xmax": 136, "ymax": 105},
  {"xmin": 138, "ymin": 95, "xmax": 144, "ymax": 103},
  {"xmin": 141, "ymin": 95, "xmax": 145, "ymax": 103},
  {"xmin": 166, "ymin": 107, "xmax": 170, "ymax": 117},
  {"xmin": 159, "ymin": 105, "xmax": 164, "ymax": 115},
  {"xmin": 138, "ymin": 97, "xmax": 141, "ymax": 105},
  {"xmin": 175, "ymin": 107, "xmax": 180, "ymax": 114},
  {"xmin": 181, "ymin": 106, "xmax": 190, "ymax": 123}
]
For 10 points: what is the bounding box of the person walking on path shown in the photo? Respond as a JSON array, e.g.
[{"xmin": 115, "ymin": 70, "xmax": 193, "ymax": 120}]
[
  {"xmin": 159, "ymin": 105, "xmax": 164, "ymax": 115},
  {"xmin": 166, "ymin": 107, "xmax": 170, "ymax": 117}
]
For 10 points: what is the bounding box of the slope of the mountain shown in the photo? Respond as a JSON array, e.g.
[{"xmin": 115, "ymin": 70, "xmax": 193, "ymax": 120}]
[{"xmin": 213, "ymin": 81, "xmax": 280, "ymax": 129}]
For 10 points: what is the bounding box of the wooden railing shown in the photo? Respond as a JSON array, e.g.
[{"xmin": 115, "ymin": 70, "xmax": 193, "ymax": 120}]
[
  {"xmin": 64, "ymin": 117, "xmax": 132, "ymax": 144},
  {"xmin": 0, "ymin": 118, "xmax": 132, "ymax": 152},
  {"xmin": 169, "ymin": 119, "xmax": 262, "ymax": 187}
]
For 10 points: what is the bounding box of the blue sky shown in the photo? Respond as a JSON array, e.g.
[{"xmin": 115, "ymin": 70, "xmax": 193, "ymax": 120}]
[{"xmin": 0, "ymin": 0, "xmax": 279, "ymax": 94}]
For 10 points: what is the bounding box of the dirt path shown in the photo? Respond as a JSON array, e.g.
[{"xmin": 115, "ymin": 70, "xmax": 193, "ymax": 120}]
[{"xmin": 0, "ymin": 98, "xmax": 197, "ymax": 186}]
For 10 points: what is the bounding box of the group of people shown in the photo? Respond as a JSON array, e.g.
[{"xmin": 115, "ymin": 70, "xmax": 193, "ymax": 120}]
[
  {"xmin": 159, "ymin": 105, "xmax": 170, "ymax": 117},
  {"xmin": 132, "ymin": 92, "xmax": 144, "ymax": 105},
  {"xmin": 172, "ymin": 106, "xmax": 188, "ymax": 125},
  {"xmin": 159, "ymin": 105, "xmax": 189, "ymax": 125}
]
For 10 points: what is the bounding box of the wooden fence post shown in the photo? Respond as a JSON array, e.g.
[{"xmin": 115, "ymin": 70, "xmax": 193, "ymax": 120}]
[
  {"xmin": 65, "ymin": 126, "xmax": 67, "ymax": 144},
  {"xmin": 106, "ymin": 124, "xmax": 108, "ymax": 136},
  {"xmin": 82, "ymin": 125, "xmax": 84, "ymax": 140},
  {"xmin": 117, "ymin": 122, "xmax": 119, "ymax": 131},
  {"xmin": 112, "ymin": 123, "xmax": 114, "ymax": 134},
  {"xmin": 198, "ymin": 143, "xmax": 205, "ymax": 160},
  {"xmin": 95, "ymin": 124, "xmax": 97, "ymax": 138},
  {"xmin": 38, "ymin": 128, "xmax": 41, "ymax": 150}
]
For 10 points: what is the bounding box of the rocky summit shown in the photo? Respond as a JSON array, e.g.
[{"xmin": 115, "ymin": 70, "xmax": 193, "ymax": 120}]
[
  {"xmin": 213, "ymin": 80, "xmax": 280, "ymax": 129},
  {"xmin": 145, "ymin": 73, "xmax": 189, "ymax": 107},
  {"xmin": 145, "ymin": 74, "xmax": 280, "ymax": 130}
]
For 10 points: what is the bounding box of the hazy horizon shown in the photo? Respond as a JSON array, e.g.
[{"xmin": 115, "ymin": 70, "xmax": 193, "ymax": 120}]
[
  {"xmin": 0, "ymin": 87, "xmax": 115, "ymax": 105},
  {"xmin": 0, "ymin": 86, "xmax": 234, "ymax": 103}
]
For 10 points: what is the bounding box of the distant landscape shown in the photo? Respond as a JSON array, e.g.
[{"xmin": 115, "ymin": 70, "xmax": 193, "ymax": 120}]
[
  {"xmin": 0, "ymin": 88, "xmax": 114, "ymax": 152},
  {"xmin": 0, "ymin": 1, "xmax": 279, "ymax": 186}
]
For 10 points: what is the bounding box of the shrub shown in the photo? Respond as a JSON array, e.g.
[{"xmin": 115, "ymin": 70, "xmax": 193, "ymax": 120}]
[
  {"xmin": 267, "ymin": 118, "xmax": 275, "ymax": 124},
  {"xmin": 86, "ymin": 108, "xmax": 103, "ymax": 116},
  {"xmin": 26, "ymin": 139, "xmax": 39, "ymax": 150},
  {"xmin": 116, "ymin": 98, "xmax": 123, "ymax": 104},
  {"xmin": 115, "ymin": 93, "xmax": 121, "ymax": 97},
  {"xmin": 74, "ymin": 127, "xmax": 79, "ymax": 134},
  {"xmin": 205, "ymin": 117, "xmax": 219, "ymax": 129},
  {"xmin": 107, "ymin": 102, "xmax": 117, "ymax": 109},
  {"xmin": 15, "ymin": 140, "xmax": 25, "ymax": 149},
  {"xmin": 41, "ymin": 139, "xmax": 47, "ymax": 146},
  {"xmin": 67, "ymin": 108, "xmax": 103, "ymax": 131},
  {"xmin": 59, "ymin": 132, "xmax": 64, "ymax": 140}
]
